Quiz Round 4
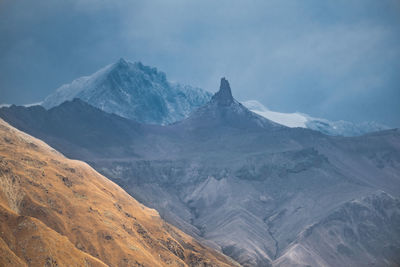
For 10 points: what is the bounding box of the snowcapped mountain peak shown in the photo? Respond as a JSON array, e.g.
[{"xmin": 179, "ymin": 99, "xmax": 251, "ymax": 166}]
[
  {"xmin": 116, "ymin": 57, "xmax": 128, "ymax": 67},
  {"xmin": 41, "ymin": 59, "xmax": 390, "ymax": 135},
  {"xmin": 42, "ymin": 59, "xmax": 212, "ymax": 124},
  {"xmin": 108, "ymin": 59, "xmax": 166, "ymax": 85}
]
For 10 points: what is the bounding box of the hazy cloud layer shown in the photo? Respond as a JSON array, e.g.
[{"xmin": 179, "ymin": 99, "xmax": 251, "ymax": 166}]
[{"xmin": 0, "ymin": 0, "xmax": 399, "ymax": 126}]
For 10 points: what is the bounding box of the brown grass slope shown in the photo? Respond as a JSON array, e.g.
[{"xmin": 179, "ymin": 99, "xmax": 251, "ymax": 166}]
[{"xmin": 0, "ymin": 118, "xmax": 238, "ymax": 267}]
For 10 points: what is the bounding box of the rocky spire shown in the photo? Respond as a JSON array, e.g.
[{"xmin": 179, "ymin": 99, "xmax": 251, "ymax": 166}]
[
  {"xmin": 211, "ymin": 78, "xmax": 234, "ymax": 106},
  {"xmin": 115, "ymin": 58, "xmax": 129, "ymax": 69}
]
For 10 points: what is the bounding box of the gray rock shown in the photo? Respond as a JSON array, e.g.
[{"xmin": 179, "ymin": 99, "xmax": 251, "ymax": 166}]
[{"xmin": 1, "ymin": 78, "xmax": 400, "ymax": 266}]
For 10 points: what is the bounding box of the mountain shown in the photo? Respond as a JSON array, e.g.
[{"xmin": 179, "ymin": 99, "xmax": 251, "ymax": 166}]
[
  {"xmin": 1, "ymin": 78, "xmax": 400, "ymax": 266},
  {"xmin": 275, "ymin": 191, "xmax": 400, "ymax": 267},
  {"xmin": 42, "ymin": 58, "xmax": 212, "ymax": 125},
  {"xmin": 0, "ymin": 98, "xmax": 145, "ymax": 159},
  {"xmin": 41, "ymin": 58, "xmax": 388, "ymax": 135},
  {"xmin": 0, "ymin": 118, "xmax": 238, "ymax": 267},
  {"xmin": 243, "ymin": 100, "xmax": 390, "ymax": 136},
  {"xmin": 175, "ymin": 78, "xmax": 281, "ymax": 131}
]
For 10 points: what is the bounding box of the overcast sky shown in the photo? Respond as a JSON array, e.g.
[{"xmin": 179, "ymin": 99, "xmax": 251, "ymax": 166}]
[{"xmin": 0, "ymin": 0, "xmax": 399, "ymax": 126}]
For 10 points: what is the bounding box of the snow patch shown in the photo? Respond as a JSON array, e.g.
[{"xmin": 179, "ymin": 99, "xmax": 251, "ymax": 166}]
[
  {"xmin": 243, "ymin": 100, "xmax": 307, "ymax": 128},
  {"xmin": 243, "ymin": 100, "xmax": 390, "ymax": 136},
  {"xmin": 24, "ymin": 101, "xmax": 43, "ymax": 107}
]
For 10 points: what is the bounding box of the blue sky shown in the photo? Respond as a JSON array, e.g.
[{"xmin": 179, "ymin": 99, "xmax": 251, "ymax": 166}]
[{"xmin": 0, "ymin": 0, "xmax": 399, "ymax": 126}]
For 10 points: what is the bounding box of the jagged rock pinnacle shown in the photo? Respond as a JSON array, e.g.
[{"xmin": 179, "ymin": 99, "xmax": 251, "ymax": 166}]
[
  {"xmin": 115, "ymin": 58, "xmax": 129, "ymax": 69},
  {"xmin": 211, "ymin": 77, "xmax": 234, "ymax": 106}
]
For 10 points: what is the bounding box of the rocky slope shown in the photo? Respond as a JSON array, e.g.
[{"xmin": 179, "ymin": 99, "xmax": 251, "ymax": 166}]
[
  {"xmin": 275, "ymin": 192, "xmax": 400, "ymax": 266},
  {"xmin": 42, "ymin": 58, "xmax": 212, "ymax": 125},
  {"xmin": 1, "ymin": 79, "xmax": 400, "ymax": 266},
  {"xmin": 0, "ymin": 119, "xmax": 238, "ymax": 267}
]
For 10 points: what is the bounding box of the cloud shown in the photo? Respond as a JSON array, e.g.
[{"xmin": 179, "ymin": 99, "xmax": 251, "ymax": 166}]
[{"xmin": 0, "ymin": 0, "xmax": 399, "ymax": 126}]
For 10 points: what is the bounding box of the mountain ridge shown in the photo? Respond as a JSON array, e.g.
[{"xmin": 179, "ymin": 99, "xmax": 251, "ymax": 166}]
[
  {"xmin": 42, "ymin": 58, "xmax": 212, "ymax": 125},
  {"xmin": 40, "ymin": 59, "xmax": 390, "ymax": 136},
  {"xmin": 1, "ymin": 79, "xmax": 400, "ymax": 266},
  {"xmin": 0, "ymin": 118, "xmax": 239, "ymax": 267},
  {"xmin": 243, "ymin": 100, "xmax": 391, "ymax": 136},
  {"xmin": 174, "ymin": 78, "xmax": 282, "ymax": 132}
]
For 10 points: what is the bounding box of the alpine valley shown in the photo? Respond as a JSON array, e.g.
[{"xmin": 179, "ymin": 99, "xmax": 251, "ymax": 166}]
[{"xmin": 1, "ymin": 59, "xmax": 400, "ymax": 266}]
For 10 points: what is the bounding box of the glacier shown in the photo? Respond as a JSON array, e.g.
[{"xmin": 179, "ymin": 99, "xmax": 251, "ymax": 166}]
[{"xmin": 243, "ymin": 100, "xmax": 390, "ymax": 136}]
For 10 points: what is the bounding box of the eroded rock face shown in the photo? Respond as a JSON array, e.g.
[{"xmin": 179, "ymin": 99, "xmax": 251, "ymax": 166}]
[
  {"xmin": 275, "ymin": 192, "xmax": 400, "ymax": 267},
  {"xmin": 1, "ymin": 79, "xmax": 400, "ymax": 266},
  {"xmin": 211, "ymin": 78, "xmax": 234, "ymax": 106},
  {"xmin": 0, "ymin": 119, "xmax": 238, "ymax": 267}
]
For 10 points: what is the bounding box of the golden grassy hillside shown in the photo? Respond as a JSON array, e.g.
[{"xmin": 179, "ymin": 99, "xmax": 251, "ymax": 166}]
[{"xmin": 0, "ymin": 119, "xmax": 238, "ymax": 267}]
